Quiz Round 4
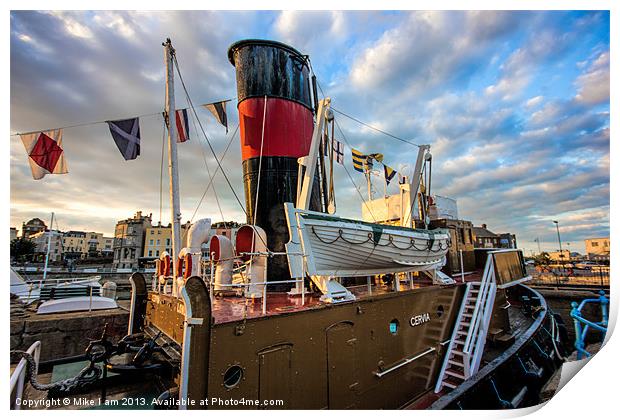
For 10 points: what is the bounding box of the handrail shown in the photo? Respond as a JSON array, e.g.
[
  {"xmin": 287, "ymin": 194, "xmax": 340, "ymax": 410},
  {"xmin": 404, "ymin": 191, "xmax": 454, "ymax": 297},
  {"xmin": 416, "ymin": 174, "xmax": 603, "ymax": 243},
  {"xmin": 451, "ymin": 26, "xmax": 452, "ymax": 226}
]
[
  {"xmin": 10, "ymin": 341, "xmax": 41, "ymax": 410},
  {"xmin": 435, "ymin": 282, "xmax": 472, "ymax": 393},
  {"xmin": 463, "ymin": 255, "xmax": 493, "ymax": 352},
  {"xmin": 571, "ymin": 291, "xmax": 608, "ymax": 360},
  {"xmin": 463, "ymin": 253, "xmax": 497, "ymax": 375},
  {"xmin": 375, "ymin": 347, "xmax": 436, "ymax": 378}
]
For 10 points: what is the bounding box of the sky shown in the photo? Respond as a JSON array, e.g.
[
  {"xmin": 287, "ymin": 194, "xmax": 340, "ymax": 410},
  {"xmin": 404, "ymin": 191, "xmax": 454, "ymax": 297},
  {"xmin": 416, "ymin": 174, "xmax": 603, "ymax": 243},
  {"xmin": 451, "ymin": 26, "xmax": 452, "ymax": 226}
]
[{"xmin": 9, "ymin": 10, "xmax": 610, "ymax": 255}]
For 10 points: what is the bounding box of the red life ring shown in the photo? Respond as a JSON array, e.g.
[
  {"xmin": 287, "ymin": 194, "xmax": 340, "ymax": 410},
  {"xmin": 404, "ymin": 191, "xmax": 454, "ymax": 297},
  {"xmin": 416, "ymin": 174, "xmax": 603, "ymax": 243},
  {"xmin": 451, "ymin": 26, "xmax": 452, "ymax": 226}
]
[
  {"xmin": 177, "ymin": 256, "xmax": 184, "ymax": 278},
  {"xmin": 184, "ymin": 254, "xmax": 193, "ymax": 279},
  {"xmin": 162, "ymin": 255, "xmax": 171, "ymax": 277}
]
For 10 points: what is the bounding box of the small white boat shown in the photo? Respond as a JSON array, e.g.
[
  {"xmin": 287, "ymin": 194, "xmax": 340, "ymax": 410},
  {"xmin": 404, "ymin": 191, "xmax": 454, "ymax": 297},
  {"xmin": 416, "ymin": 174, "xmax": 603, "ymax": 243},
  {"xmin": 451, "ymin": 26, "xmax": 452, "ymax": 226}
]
[
  {"xmin": 10, "ymin": 268, "xmax": 103, "ymax": 303},
  {"xmin": 36, "ymin": 296, "xmax": 118, "ymax": 314},
  {"xmin": 285, "ymin": 203, "xmax": 451, "ymax": 278}
]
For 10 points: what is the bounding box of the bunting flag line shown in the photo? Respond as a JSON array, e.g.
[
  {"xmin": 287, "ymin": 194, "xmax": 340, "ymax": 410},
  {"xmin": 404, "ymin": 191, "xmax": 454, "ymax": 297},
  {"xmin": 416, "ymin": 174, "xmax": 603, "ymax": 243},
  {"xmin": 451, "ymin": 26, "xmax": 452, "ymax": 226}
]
[
  {"xmin": 20, "ymin": 129, "xmax": 68, "ymax": 180},
  {"xmin": 175, "ymin": 108, "xmax": 190, "ymax": 142},
  {"xmin": 333, "ymin": 140, "xmax": 344, "ymax": 165},
  {"xmin": 203, "ymin": 100, "xmax": 228, "ymax": 133},
  {"xmin": 384, "ymin": 164, "xmax": 397, "ymax": 186},
  {"xmin": 351, "ymin": 148, "xmax": 369, "ymax": 173},
  {"xmin": 369, "ymin": 153, "xmax": 384, "ymax": 163},
  {"xmin": 107, "ymin": 117, "xmax": 141, "ymax": 160}
]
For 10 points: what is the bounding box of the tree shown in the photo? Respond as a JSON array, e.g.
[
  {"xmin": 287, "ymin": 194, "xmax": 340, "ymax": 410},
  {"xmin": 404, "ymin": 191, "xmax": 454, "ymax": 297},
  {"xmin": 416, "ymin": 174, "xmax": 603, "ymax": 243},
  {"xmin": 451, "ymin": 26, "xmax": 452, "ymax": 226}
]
[{"xmin": 10, "ymin": 238, "xmax": 36, "ymax": 263}]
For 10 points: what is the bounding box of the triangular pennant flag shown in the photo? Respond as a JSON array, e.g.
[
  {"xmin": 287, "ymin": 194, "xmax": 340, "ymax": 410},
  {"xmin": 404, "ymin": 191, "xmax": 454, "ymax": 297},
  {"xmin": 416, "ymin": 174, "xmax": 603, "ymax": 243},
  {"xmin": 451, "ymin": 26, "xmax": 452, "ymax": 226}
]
[
  {"xmin": 175, "ymin": 108, "xmax": 190, "ymax": 142},
  {"xmin": 203, "ymin": 101, "xmax": 228, "ymax": 133},
  {"xmin": 369, "ymin": 153, "xmax": 384, "ymax": 163},
  {"xmin": 20, "ymin": 129, "xmax": 68, "ymax": 180},
  {"xmin": 107, "ymin": 117, "xmax": 140, "ymax": 160},
  {"xmin": 333, "ymin": 140, "xmax": 344, "ymax": 165},
  {"xmin": 384, "ymin": 164, "xmax": 397, "ymax": 185},
  {"xmin": 351, "ymin": 148, "xmax": 369, "ymax": 173}
]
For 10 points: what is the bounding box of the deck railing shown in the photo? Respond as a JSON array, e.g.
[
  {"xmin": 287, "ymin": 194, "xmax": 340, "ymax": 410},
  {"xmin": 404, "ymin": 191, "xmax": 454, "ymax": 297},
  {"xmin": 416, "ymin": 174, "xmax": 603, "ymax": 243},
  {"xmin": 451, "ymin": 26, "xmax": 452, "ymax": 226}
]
[{"xmin": 10, "ymin": 341, "xmax": 41, "ymax": 410}]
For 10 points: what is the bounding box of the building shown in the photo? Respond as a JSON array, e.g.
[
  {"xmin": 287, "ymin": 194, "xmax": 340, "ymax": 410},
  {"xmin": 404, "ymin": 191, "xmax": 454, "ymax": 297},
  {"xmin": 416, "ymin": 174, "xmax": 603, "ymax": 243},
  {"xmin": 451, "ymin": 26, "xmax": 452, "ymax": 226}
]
[
  {"xmin": 62, "ymin": 231, "xmax": 87, "ymax": 259},
  {"xmin": 30, "ymin": 230, "xmax": 63, "ymax": 262},
  {"xmin": 62, "ymin": 231, "xmax": 115, "ymax": 259},
  {"xmin": 473, "ymin": 224, "xmax": 500, "ymax": 249},
  {"xmin": 21, "ymin": 218, "xmax": 47, "ymax": 239},
  {"xmin": 585, "ymin": 237, "xmax": 610, "ymax": 261},
  {"xmin": 498, "ymin": 233, "xmax": 517, "ymax": 249},
  {"xmin": 143, "ymin": 222, "xmax": 190, "ymax": 259},
  {"xmin": 10, "ymin": 227, "xmax": 18, "ymax": 242},
  {"xmin": 101, "ymin": 237, "xmax": 114, "ymax": 256},
  {"xmin": 113, "ymin": 211, "xmax": 152, "ymax": 270}
]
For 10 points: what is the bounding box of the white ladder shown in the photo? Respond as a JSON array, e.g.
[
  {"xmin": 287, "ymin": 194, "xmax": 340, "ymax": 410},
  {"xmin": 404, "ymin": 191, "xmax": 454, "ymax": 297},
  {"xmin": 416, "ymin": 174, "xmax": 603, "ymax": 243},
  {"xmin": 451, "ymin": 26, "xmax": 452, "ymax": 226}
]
[{"xmin": 435, "ymin": 254, "xmax": 498, "ymax": 392}]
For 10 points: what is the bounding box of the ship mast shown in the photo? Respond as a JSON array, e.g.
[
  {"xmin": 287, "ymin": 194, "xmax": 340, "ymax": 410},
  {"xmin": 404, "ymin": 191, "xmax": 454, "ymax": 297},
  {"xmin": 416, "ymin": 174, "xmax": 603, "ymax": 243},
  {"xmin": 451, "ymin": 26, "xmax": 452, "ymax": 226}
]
[{"xmin": 163, "ymin": 38, "xmax": 182, "ymax": 282}]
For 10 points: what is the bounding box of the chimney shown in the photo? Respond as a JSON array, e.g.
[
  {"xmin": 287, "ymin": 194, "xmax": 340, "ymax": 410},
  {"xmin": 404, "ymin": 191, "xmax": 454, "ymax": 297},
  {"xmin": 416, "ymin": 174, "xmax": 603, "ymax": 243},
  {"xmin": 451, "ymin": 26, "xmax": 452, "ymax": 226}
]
[{"xmin": 482, "ymin": 223, "xmax": 487, "ymax": 229}]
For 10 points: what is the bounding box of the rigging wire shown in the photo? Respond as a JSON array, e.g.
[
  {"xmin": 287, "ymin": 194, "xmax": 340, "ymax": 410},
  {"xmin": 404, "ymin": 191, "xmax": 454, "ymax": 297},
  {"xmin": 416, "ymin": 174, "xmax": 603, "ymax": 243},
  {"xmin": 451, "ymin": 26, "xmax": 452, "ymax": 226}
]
[
  {"xmin": 10, "ymin": 111, "xmax": 163, "ymax": 137},
  {"xmin": 309, "ymin": 59, "xmax": 421, "ymax": 148},
  {"xmin": 184, "ymin": 90, "xmax": 226, "ymax": 223},
  {"xmin": 172, "ymin": 54, "xmax": 248, "ymax": 220},
  {"xmin": 188, "ymin": 123, "xmax": 239, "ymax": 223},
  {"xmin": 159, "ymin": 119, "xmax": 166, "ymax": 224},
  {"xmin": 253, "ymin": 96, "xmax": 268, "ymax": 226},
  {"xmin": 333, "ymin": 118, "xmax": 377, "ymax": 223},
  {"xmin": 331, "ymin": 108, "xmax": 422, "ymax": 148}
]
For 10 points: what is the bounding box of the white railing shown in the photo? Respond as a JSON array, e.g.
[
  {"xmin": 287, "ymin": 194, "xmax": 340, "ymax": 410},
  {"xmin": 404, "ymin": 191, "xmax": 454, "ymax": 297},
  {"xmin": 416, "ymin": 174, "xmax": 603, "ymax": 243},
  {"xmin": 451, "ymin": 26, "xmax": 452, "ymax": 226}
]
[
  {"xmin": 10, "ymin": 341, "xmax": 41, "ymax": 410},
  {"xmin": 434, "ymin": 281, "xmax": 473, "ymax": 393},
  {"xmin": 462, "ymin": 253, "xmax": 497, "ymax": 376}
]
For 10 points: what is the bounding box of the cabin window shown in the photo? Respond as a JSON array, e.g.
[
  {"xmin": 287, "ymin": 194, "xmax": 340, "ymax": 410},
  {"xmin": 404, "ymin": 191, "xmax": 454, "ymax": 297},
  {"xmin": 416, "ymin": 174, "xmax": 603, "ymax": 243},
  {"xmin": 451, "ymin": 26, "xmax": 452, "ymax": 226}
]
[
  {"xmin": 223, "ymin": 365, "xmax": 244, "ymax": 389},
  {"xmin": 436, "ymin": 305, "xmax": 445, "ymax": 318},
  {"xmin": 389, "ymin": 319, "xmax": 399, "ymax": 335}
]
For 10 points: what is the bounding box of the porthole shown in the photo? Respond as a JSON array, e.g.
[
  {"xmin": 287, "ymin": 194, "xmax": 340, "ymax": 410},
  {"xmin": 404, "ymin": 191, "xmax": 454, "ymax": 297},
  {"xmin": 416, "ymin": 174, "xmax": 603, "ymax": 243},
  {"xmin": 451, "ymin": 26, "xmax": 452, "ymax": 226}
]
[
  {"xmin": 389, "ymin": 319, "xmax": 399, "ymax": 335},
  {"xmin": 223, "ymin": 365, "xmax": 243, "ymax": 389},
  {"xmin": 436, "ymin": 305, "xmax": 445, "ymax": 318}
]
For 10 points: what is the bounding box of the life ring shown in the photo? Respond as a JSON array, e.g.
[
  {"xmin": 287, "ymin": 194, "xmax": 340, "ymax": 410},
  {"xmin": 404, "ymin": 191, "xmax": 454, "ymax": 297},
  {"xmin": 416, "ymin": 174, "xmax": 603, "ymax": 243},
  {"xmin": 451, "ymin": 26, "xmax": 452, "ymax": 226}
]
[
  {"xmin": 183, "ymin": 253, "xmax": 193, "ymax": 279},
  {"xmin": 161, "ymin": 254, "xmax": 171, "ymax": 277},
  {"xmin": 177, "ymin": 256, "xmax": 184, "ymax": 278}
]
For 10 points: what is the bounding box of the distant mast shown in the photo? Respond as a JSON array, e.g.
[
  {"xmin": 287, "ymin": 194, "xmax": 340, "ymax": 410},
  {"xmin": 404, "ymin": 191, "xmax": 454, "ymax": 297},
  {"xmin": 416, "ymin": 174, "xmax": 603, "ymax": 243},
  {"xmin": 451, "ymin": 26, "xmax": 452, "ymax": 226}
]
[{"xmin": 163, "ymin": 38, "xmax": 182, "ymax": 282}]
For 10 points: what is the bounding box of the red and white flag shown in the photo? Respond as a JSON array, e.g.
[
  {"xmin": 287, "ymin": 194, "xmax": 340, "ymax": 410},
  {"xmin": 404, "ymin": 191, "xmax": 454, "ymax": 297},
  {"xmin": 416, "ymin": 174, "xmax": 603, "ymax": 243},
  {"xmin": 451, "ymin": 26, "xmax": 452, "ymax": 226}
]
[{"xmin": 20, "ymin": 129, "xmax": 68, "ymax": 180}]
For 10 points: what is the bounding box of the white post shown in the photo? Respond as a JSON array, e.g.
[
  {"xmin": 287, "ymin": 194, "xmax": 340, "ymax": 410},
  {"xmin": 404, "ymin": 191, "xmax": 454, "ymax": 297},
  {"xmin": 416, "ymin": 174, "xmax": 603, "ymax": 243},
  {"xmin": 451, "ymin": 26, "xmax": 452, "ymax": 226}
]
[
  {"xmin": 403, "ymin": 145, "xmax": 430, "ymax": 228},
  {"xmin": 297, "ymin": 98, "xmax": 331, "ymax": 210},
  {"xmin": 460, "ymin": 250, "xmax": 465, "ymax": 282},
  {"xmin": 41, "ymin": 212, "xmax": 54, "ymax": 288},
  {"xmin": 164, "ymin": 38, "xmax": 182, "ymax": 283}
]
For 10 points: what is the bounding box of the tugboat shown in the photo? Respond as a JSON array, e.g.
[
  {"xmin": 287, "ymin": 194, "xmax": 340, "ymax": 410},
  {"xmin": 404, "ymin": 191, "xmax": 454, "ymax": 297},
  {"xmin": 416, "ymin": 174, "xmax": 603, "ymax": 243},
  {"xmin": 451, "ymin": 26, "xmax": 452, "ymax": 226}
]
[{"xmin": 11, "ymin": 39, "xmax": 569, "ymax": 410}]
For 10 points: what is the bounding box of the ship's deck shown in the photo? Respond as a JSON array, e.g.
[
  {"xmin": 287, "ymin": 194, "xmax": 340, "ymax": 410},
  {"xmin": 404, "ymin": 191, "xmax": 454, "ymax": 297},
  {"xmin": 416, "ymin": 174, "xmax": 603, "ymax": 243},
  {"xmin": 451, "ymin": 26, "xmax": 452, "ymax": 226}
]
[{"xmin": 210, "ymin": 274, "xmax": 439, "ymax": 324}]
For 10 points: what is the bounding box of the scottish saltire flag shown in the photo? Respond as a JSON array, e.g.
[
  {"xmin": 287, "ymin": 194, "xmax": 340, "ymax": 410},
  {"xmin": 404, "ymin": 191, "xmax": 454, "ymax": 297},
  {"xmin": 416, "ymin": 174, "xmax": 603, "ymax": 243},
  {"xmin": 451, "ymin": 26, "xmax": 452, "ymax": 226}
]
[
  {"xmin": 107, "ymin": 117, "xmax": 141, "ymax": 160},
  {"xmin": 20, "ymin": 129, "xmax": 68, "ymax": 180},
  {"xmin": 203, "ymin": 100, "xmax": 228, "ymax": 133},
  {"xmin": 175, "ymin": 108, "xmax": 190, "ymax": 142},
  {"xmin": 333, "ymin": 140, "xmax": 344, "ymax": 165},
  {"xmin": 351, "ymin": 148, "xmax": 369, "ymax": 172},
  {"xmin": 384, "ymin": 165, "xmax": 397, "ymax": 185}
]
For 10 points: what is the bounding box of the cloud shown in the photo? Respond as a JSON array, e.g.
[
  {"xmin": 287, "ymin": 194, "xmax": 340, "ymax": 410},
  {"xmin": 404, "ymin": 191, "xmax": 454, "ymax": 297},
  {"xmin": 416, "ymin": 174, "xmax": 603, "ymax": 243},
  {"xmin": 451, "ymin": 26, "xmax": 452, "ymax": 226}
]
[
  {"xmin": 10, "ymin": 11, "xmax": 609, "ymax": 253},
  {"xmin": 574, "ymin": 51, "xmax": 610, "ymax": 105}
]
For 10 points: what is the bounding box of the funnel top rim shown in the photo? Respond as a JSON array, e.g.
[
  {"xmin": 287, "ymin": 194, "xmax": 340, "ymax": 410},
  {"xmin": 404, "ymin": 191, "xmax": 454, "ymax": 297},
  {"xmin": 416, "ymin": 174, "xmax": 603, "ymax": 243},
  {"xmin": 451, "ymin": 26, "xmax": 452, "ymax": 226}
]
[{"xmin": 227, "ymin": 39, "xmax": 306, "ymax": 65}]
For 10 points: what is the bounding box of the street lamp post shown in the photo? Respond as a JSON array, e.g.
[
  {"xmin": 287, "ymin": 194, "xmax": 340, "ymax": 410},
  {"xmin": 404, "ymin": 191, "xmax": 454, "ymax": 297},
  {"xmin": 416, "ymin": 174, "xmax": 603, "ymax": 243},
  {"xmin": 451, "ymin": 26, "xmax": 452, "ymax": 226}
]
[{"xmin": 553, "ymin": 220, "xmax": 563, "ymax": 263}]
